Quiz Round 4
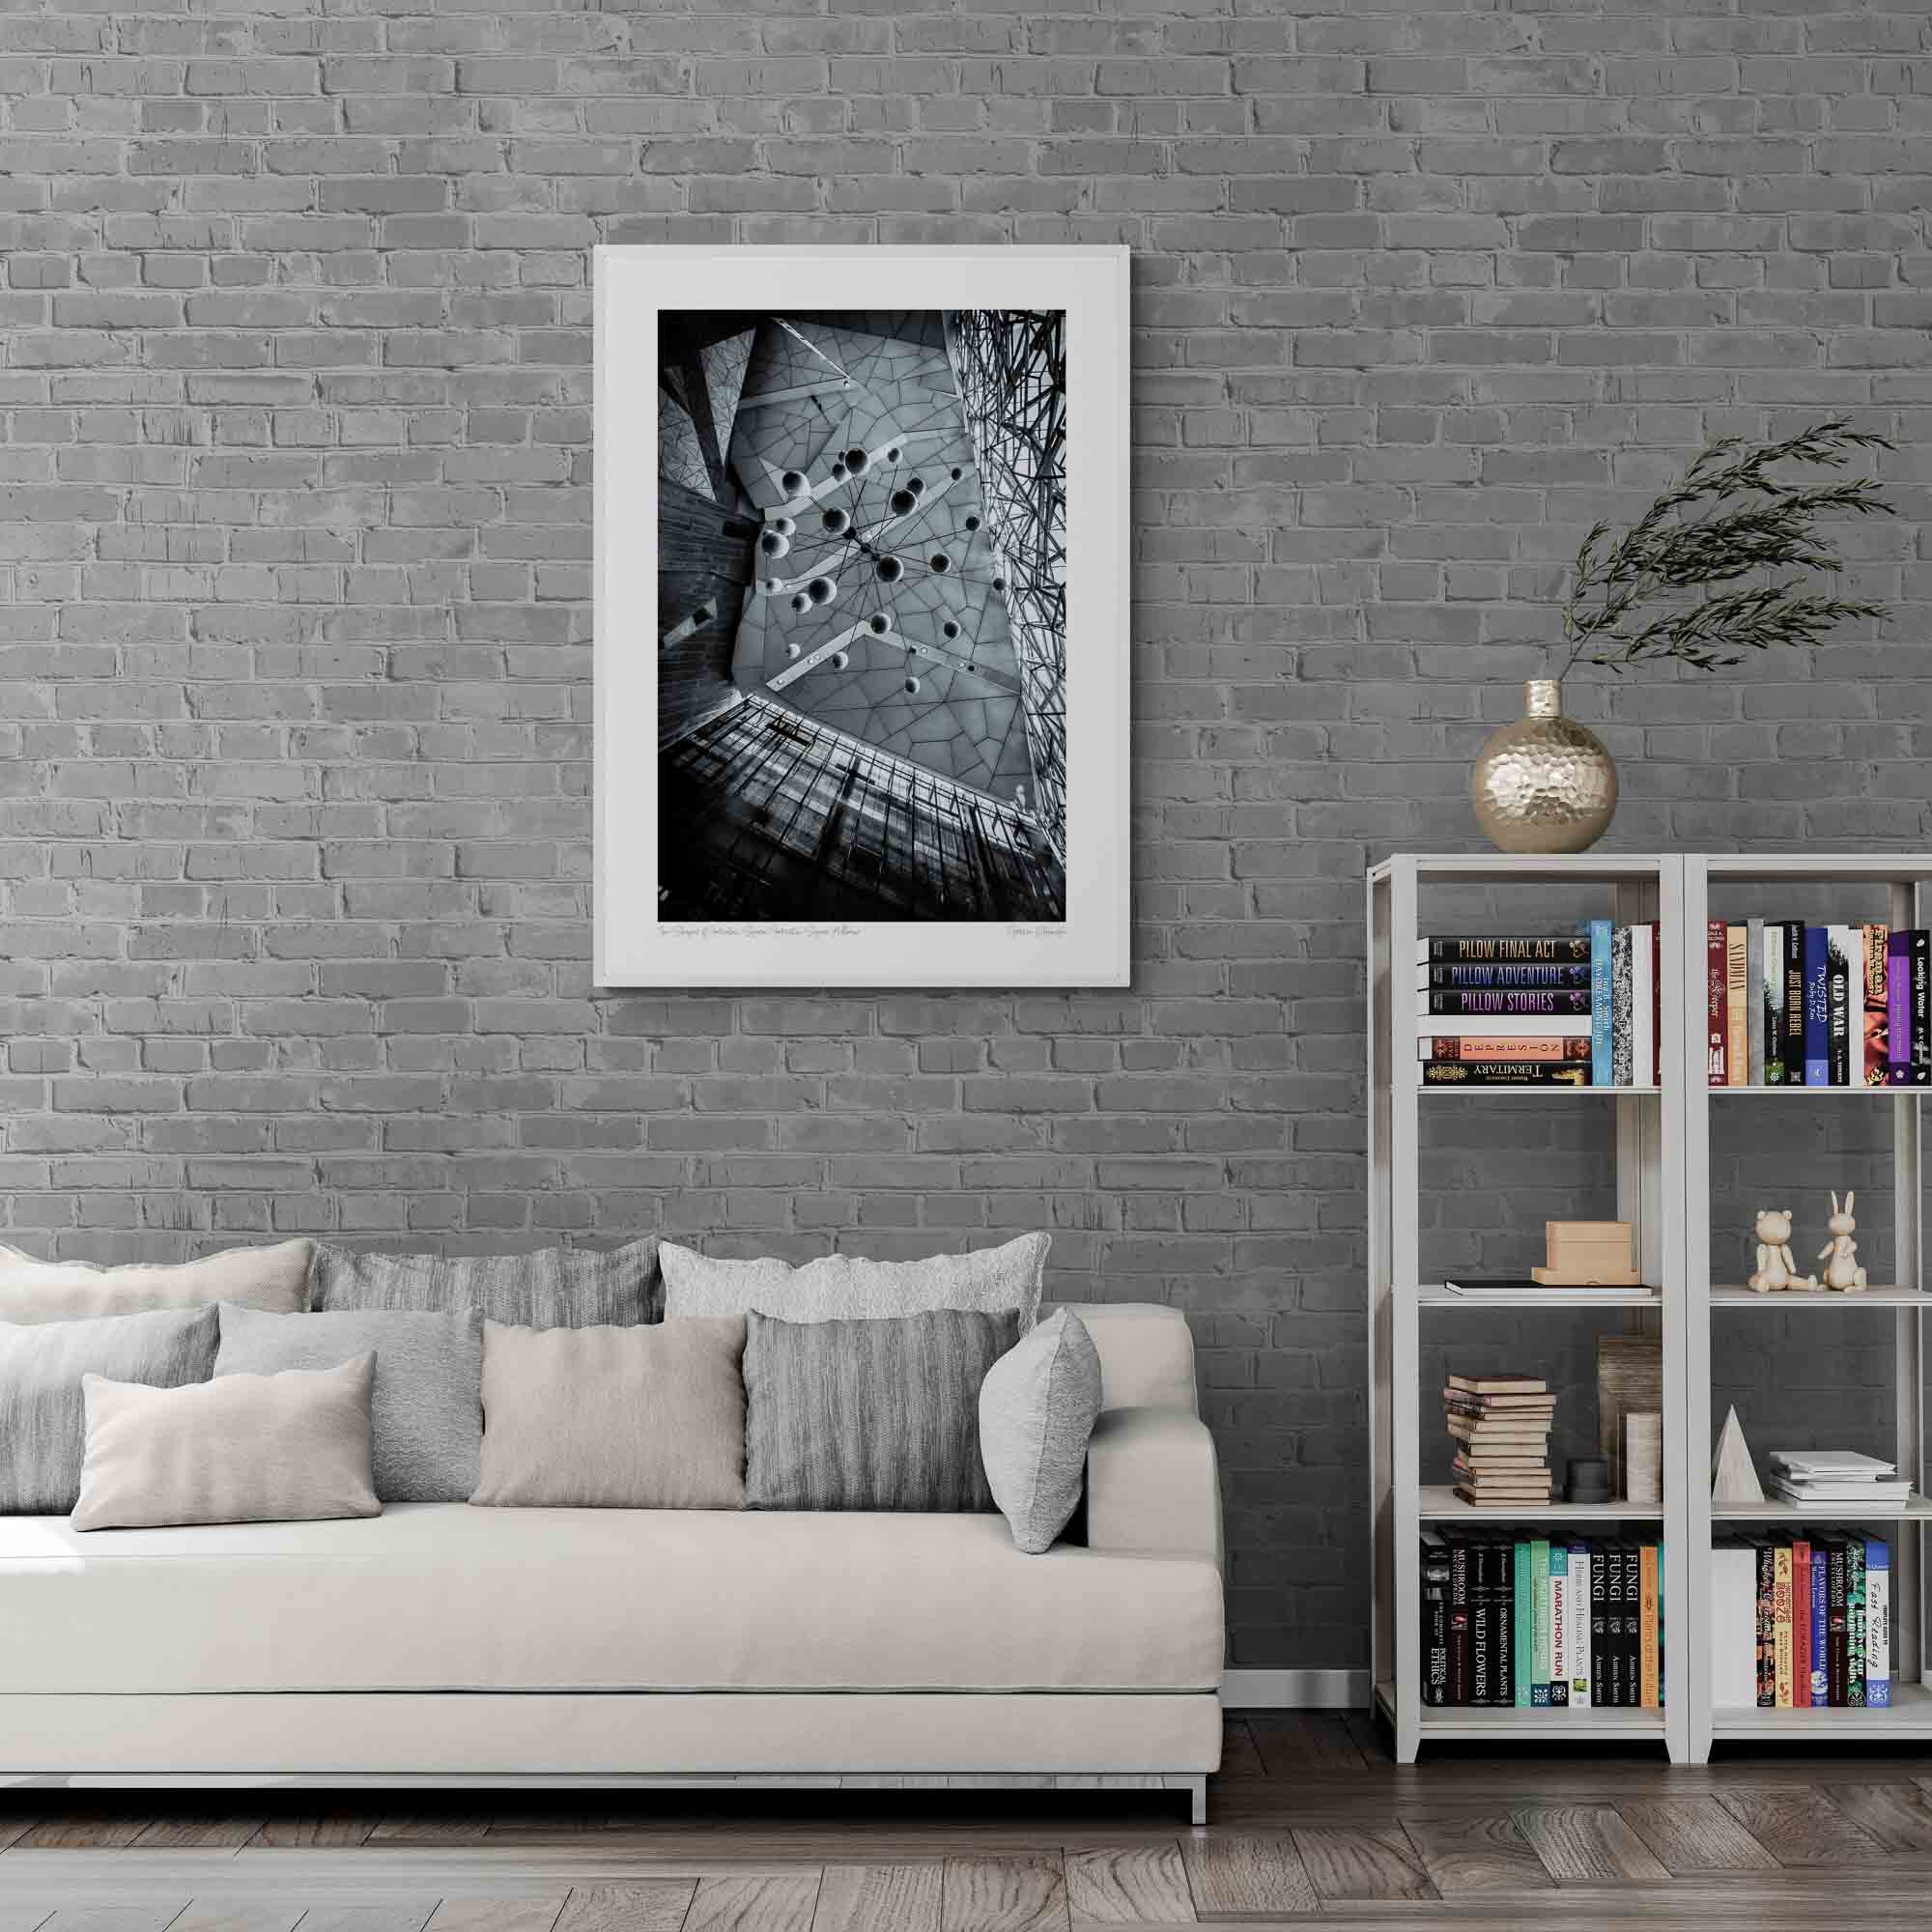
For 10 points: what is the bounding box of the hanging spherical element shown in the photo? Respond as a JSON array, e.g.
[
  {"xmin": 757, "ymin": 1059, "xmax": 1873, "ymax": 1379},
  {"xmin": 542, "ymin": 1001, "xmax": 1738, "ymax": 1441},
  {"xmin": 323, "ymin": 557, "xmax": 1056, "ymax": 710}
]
[
  {"xmin": 789, "ymin": 592, "xmax": 810, "ymax": 614},
  {"xmin": 831, "ymin": 461, "xmax": 847, "ymax": 481},
  {"xmin": 762, "ymin": 577, "xmax": 783, "ymax": 595},
  {"xmin": 950, "ymin": 466, "xmax": 963, "ymax": 481},
  {"xmin": 992, "ymin": 575, "xmax": 1008, "ymax": 594},
  {"xmin": 760, "ymin": 530, "xmax": 791, "ymax": 560},
  {"xmin": 784, "ymin": 639, "xmax": 801, "ymax": 659},
  {"xmin": 877, "ymin": 556, "xmax": 902, "ymax": 584},
  {"xmin": 890, "ymin": 488, "xmax": 916, "ymax": 517},
  {"xmin": 867, "ymin": 612, "xmax": 891, "ymax": 636},
  {"xmin": 907, "ymin": 476, "xmax": 925, "ymax": 496},
  {"xmin": 928, "ymin": 553, "xmax": 950, "ymax": 574},
  {"xmin": 844, "ymin": 447, "xmax": 869, "ymax": 473},
  {"xmin": 821, "ymin": 507, "xmax": 849, "ymax": 535},
  {"xmin": 964, "ymin": 514, "xmax": 980, "ymax": 532},
  {"xmin": 806, "ymin": 576, "xmax": 836, "ymax": 606},
  {"xmin": 886, "ymin": 445, "xmax": 902, "ymax": 463},
  {"xmin": 942, "ymin": 618, "xmax": 960, "ymax": 640},
  {"xmin": 829, "ymin": 651, "xmax": 849, "ymax": 671},
  {"xmin": 774, "ymin": 515, "xmax": 795, "ymax": 536},
  {"xmin": 781, "ymin": 469, "xmax": 808, "ymax": 497},
  {"xmin": 903, "ymin": 674, "xmax": 922, "ymax": 696}
]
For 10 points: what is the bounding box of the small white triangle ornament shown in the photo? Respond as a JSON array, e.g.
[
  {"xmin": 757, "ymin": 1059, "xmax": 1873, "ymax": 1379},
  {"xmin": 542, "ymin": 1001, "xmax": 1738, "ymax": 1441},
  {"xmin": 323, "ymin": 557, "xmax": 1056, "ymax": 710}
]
[{"xmin": 1712, "ymin": 1405, "xmax": 1765, "ymax": 1504}]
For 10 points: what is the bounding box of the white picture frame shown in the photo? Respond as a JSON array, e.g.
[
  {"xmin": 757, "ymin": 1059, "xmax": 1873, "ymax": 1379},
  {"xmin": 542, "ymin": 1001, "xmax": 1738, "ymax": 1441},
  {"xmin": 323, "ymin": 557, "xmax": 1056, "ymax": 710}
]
[{"xmin": 594, "ymin": 244, "xmax": 1130, "ymax": 988}]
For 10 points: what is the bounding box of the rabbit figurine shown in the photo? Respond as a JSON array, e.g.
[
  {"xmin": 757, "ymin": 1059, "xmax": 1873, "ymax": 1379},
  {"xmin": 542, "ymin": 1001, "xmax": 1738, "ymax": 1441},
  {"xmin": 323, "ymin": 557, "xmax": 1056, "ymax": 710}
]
[
  {"xmin": 1748, "ymin": 1207, "xmax": 1815, "ymax": 1293},
  {"xmin": 1818, "ymin": 1190, "xmax": 1868, "ymax": 1293}
]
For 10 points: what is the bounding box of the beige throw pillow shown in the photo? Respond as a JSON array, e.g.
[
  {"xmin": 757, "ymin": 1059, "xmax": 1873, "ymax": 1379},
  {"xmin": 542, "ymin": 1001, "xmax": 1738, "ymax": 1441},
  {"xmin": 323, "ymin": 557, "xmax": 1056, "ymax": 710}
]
[
  {"xmin": 71, "ymin": 1354, "xmax": 381, "ymax": 1532},
  {"xmin": 471, "ymin": 1318, "xmax": 746, "ymax": 1509},
  {"xmin": 659, "ymin": 1233, "xmax": 1048, "ymax": 1331},
  {"xmin": 0, "ymin": 1239, "xmax": 311, "ymax": 1326}
]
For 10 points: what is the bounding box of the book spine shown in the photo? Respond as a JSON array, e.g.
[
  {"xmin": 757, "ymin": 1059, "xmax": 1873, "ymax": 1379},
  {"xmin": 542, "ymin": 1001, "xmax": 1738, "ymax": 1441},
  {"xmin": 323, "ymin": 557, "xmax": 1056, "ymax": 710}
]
[
  {"xmin": 1725, "ymin": 923, "xmax": 1747, "ymax": 1086},
  {"xmin": 1548, "ymin": 1546, "xmax": 1569, "ymax": 1707},
  {"xmin": 1423, "ymin": 1037, "xmax": 1593, "ymax": 1063},
  {"xmin": 1764, "ymin": 920, "xmax": 1785, "ymax": 1084},
  {"xmin": 1782, "ymin": 921, "xmax": 1806, "ymax": 1084},
  {"xmin": 1707, "ymin": 921, "xmax": 1727, "ymax": 1087},
  {"xmin": 1791, "ymin": 1542, "xmax": 1811, "ymax": 1710},
  {"xmin": 1810, "ymin": 1542, "xmax": 1829, "ymax": 1705},
  {"xmin": 1426, "ymin": 937, "xmax": 1594, "ymax": 963},
  {"xmin": 1847, "ymin": 1538, "xmax": 1866, "ymax": 1707},
  {"xmin": 1513, "ymin": 1539, "xmax": 1532, "ymax": 1708},
  {"xmin": 1427, "ymin": 989, "xmax": 1595, "ymax": 1015},
  {"xmin": 1651, "ymin": 925, "xmax": 1662, "ymax": 1086},
  {"xmin": 1590, "ymin": 1539, "xmax": 1607, "ymax": 1711},
  {"xmin": 1469, "ymin": 1540, "xmax": 1492, "ymax": 1708},
  {"xmin": 1746, "ymin": 917, "xmax": 1765, "ymax": 1086},
  {"xmin": 1828, "ymin": 1542, "xmax": 1848, "ymax": 1707},
  {"xmin": 1632, "ymin": 925, "xmax": 1654, "ymax": 1094},
  {"xmin": 1611, "ymin": 926, "xmax": 1634, "ymax": 1088},
  {"xmin": 1492, "ymin": 1539, "xmax": 1514, "ymax": 1708},
  {"xmin": 1529, "ymin": 1539, "xmax": 1551, "ymax": 1705},
  {"xmin": 1804, "ymin": 925, "xmax": 1831, "ymax": 1087},
  {"xmin": 1773, "ymin": 1544, "xmax": 1793, "ymax": 1710},
  {"xmin": 1867, "ymin": 1540, "xmax": 1891, "ymax": 1708},
  {"xmin": 1864, "ymin": 923, "xmax": 1889, "ymax": 1087},
  {"xmin": 1609, "ymin": 1544, "xmax": 1630, "ymax": 1707},
  {"xmin": 1756, "ymin": 1542, "xmax": 1775, "ymax": 1707},
  {"xmin": 1569, "ymin": 1545, "xmax": 1591, "ymax": 1708},
  {"xmin": 1424, "ymin": 963, "xmax": 1596, "ymax": 989},
  {"xmin": 1421, "ymin": 1062, "xmax": 1590, "ymax": 1086},
  {"xmin": 1828, "ymin": 923, "xmax": 1856, "ymax": 1087},
  {"xmin": 1639, "ymin": 1542, "xmax": 1660, "ymax": 1710},
  {"xmin": 1590, "ymin": 919, "xmax": 1613, "ymax": 1088},
  {"xmin": 1422, "ymin": 1541, "xmax": 1450, "ymax": 1706},
  {"xmin": 1916, "ymin": 930, "xmax": 1931, "ymax": 1086},
  {"xmin": 1889, "ymin": 930, "xmax": 1914, "ymax": 1085}
]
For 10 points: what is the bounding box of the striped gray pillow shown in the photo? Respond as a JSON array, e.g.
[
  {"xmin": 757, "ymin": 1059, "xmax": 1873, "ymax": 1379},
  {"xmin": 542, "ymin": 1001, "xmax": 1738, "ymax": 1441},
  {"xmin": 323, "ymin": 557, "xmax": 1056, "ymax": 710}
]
[
  {"xmin": 0, "ymin": 1305, "xmax": 219, "ymax": 1514},
  {"xmin": 310, "ymin": 1238, "xmax": 658, "ymax": 1328},
  {"xmin": 743, "ymin": 1307, "xmax": 1016, "ymax": 1513}
]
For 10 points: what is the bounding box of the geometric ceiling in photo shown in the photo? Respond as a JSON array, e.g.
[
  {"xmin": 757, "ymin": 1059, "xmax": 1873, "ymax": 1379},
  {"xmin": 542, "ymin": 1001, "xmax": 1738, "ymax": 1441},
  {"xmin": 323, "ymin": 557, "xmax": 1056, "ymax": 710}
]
[{"xmin": 723, "ymin": 313, "xmax": 1038, "ymax": 806}]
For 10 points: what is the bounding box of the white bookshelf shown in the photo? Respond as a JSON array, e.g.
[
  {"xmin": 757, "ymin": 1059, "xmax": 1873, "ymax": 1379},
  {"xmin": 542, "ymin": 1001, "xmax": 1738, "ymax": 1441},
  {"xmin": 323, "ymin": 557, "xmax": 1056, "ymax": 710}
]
[
  {"xmin": 1684, "ymin": 854, "xmax": 1931, "ymax": 1754},
  {"xmin": 1371, "ymin": 853, "xmax": 1932, "ymax": 1763},
  {"xmin": 1367, "ymin": 854, "xmax": 1690, "ymax": 1763}
]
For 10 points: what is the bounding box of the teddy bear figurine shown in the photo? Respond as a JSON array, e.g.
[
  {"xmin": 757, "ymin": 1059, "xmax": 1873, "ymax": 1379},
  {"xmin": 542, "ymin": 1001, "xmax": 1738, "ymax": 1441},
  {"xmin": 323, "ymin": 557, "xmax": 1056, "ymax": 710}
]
[
  {"xmin": 1817, "ymin": 1190, "xmax": 1868, "ymax": 1293},
  {"xmin": 1748, "ymin": 1207, "xmax": 1816, "ymax": 1293}
]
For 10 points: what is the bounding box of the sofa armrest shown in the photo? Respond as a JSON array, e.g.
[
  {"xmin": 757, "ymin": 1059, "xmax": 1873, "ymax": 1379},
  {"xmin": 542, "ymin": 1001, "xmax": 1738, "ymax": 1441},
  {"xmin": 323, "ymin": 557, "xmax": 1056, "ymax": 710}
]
[
  {"xmin": 1055, "ymin": 1302, "xmax": 1197, "ymax": 1414},
  {"xmin": 1084, "ymin": 1406, "xmax": 1222, "ymax": 1568}
]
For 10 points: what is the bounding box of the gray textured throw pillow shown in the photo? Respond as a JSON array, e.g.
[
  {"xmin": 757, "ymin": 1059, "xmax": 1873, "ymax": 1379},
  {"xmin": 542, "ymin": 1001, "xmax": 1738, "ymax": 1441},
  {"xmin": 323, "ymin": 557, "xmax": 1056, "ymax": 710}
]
[
  {"xmin": 471, "ymin": 1317, "xmax": 746, "ymax": 1509},
  {"xmin": 743, "ymin": 1307, "xmax": 1016, "ymax": 1513},
  {"xmin": 662, "ymin": 1232, "xmax": 1047, "ymax": 1331},
  {"xmin": 310, "ymin": 1237, "xmax": 658, "ymax": 1328},
  {"xmin": 0, "ymin": 1239, "xmax": 310, "ymax": 1326},
  {"xmin": 0, "ymin": 1305, "xmax": 219, "ymax": 1514},
  {"xmin": 979, "ymin": 1308, "xmax": 1103, "ymax": 1553},
  {"xmin": 215, "ymin": 1302, "xmax": 481, "ymax": 1504},
  {"xmin": 71, "ymin": 1355, "xmax": 380, "ymax": 1531}
]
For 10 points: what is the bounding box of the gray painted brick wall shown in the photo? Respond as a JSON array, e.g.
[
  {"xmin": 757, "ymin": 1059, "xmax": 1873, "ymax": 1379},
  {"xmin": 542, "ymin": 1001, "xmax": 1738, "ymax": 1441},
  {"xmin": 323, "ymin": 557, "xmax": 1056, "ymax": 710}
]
[{"xmin": 3, "ymin": 2, "xmax": 1928, "ymax": 1673}]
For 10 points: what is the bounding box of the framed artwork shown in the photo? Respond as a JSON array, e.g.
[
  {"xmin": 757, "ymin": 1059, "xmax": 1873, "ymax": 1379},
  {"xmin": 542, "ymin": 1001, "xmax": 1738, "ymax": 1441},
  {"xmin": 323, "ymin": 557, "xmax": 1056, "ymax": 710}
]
[{"xmin": 594, "ymin": 245, "xmax": 1130, "ymax": 987}]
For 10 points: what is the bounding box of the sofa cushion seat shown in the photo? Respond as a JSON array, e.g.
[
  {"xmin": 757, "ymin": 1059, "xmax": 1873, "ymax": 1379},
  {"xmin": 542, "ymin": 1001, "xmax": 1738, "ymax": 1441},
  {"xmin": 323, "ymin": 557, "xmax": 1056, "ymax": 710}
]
[{"xmin": 0, "ymin": 1504, "xmax": 1222, "ymax": 1697}]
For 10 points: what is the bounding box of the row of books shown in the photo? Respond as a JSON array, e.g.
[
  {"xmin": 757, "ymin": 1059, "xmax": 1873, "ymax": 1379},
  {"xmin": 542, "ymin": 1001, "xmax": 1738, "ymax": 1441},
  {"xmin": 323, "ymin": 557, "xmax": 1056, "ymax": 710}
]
[
  {"xmin": 1443, "ymin": 1373, "xmax": 1552, "ymax": 1507},
  {"xmin": 1417, "ymin": 931, "xmax": 1659, "ymax": 1087},
  {"xmin": 1421, "ymin": 1532, "xmax": 1662, "ymax": 1708},
  {"xmin": 1709, "ymin": 921, "xmax": 1932, "ymax": 1087},
  {"xmin": 1712, "ymin": 1536, "xmax": 1890, "ymax": 1709}
]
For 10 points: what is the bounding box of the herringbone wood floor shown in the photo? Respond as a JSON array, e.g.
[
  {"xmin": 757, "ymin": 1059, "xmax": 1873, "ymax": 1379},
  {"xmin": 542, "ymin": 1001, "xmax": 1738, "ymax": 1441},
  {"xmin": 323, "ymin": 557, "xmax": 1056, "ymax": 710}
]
[{"xmin": 5, "ymin": 1714, "xmax": 1932, "ymax": 1928}]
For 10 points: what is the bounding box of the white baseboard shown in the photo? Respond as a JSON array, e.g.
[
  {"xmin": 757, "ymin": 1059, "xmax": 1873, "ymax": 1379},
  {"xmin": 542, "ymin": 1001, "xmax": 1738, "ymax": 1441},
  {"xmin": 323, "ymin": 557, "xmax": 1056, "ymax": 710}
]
[{"xmin": 1222, "ymin": 1668, "xmax": 1369, "ymax": 1711}]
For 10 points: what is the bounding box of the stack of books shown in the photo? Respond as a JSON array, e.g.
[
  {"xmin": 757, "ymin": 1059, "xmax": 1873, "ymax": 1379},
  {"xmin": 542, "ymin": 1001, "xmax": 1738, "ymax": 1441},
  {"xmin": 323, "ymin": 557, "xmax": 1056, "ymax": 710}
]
[
  {"xmin": 1707, "ymin": 920, "xmax": 1932, "ymax": 1086},
  {"xmin": 1445, "ymin": 1374, "xmax": 1554, "ymax": 1506},
  {"xmin": 1421, "ymin": 1530, "xmax": 1663, "ymax": 1709},
  {"xmin": 1419, "ymin": 926, "xmax": 1660, "ymax": 1087},
  {"xmin": 1711, "ymin": 1534, "xmax": 1890, "ymax": 1708},
  {"xmin": 1766, "ymin": 1449, "xmax": 1913, "ymax": 1509}
]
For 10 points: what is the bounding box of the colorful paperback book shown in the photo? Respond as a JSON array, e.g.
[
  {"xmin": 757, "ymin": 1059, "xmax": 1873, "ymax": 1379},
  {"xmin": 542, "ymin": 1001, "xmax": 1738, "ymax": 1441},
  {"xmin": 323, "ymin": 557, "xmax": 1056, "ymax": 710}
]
[
  {"xmin": 1791, "ymin": 1542, "xmax": 1811, "ymax": 1710},
  {"xmin": 1864, "ymin": 923, "xmax": 1889, "ymax": 1086},
  {"xmin": 1867, "ymin": 1540, "xmax": 1891, "ymax": 1708},
  {"xmin": 1529, "ymin": 1539, "xmax": 1551, "ymax": 1705},
  {"xmin": 1513, "ymin": 1540, "xmax": 1532, "ymax": 1708},
  {"xmin": 1611, "ymin": 927, "xmax": 1634, "ymax": 1087},
  {"xmin": 1764, "ymin": 920, "xmax": 1786, "ymax": 1083},
  {"xmin": 1804, "ymin": 925, "xmax": 1831, "ymax": 1087},
  {"xmin": 1916, "ymin": 929, "xmax": 1931, "ymax": 1086},
  {"xmin": 1781, "ymin": 920, "xmax": 1805, "ymax": 1083},
  {"xmin": 1848, "ymin": 1538, "xmax": 1867, "ymax": 1708},
  {"xmin": 1424, "ymin": 937, "xmax": 1593, "ymax": 963},
  {"xmin": 1492, "ymin": 1537, "xmax": 1514, "ymax": 1707},
  {"xmin": 1725, "ymin": 923, "xmax": 1748, "ymax": 1086},
  {"xmin": 1421, "ymin": 1535, "xmax": 1451, "ymax": 1706},
  {"xmin": 1746, "ymin": 918, "xmax": 1765, "ymax": 1085},
  {"xmin": 1428, "ymin": 989, "xmax": 1594, "ymax": 1016},
  {"xmin": 1548, "ymin": 1546, "xmax": 1571, "ymax": 1708},
  {"xmin": 1706, "ymin": 921, "xmax": 1726, "ymax": 1086},
  {"xmin": 1568, "ymin": 1544, "xmax": 1592, "ymax": 1707},
  {"xmin": 1590, "ymin": 920, "xmax": 1613, "ymax": 1088},
  {"xmin": 1640, "ymin": 1543, "xmax": 1661, "ymax": 1710},
  {"xmin": 1809, "ymin": 1540, "xmax": 1829, "ymax": 1705},
  {"xmin": 1773, "ymin": 1544, "xmax": 1793, "ymax": 1709},
  {"xmin": 1889, "ymin": 929, "xmax": 1914, "ymax": 1085},
  {"xmin": 1632, "ymin": 926, "xmax": 1655, "ymax": 1091},
  {"xmin": 1425, "ymin": 962, "xmax": 1595, "ymax": 988},
  {"xmin": 1828, "ymin": 923, "xmax": 1858, "ymax": 1086}
]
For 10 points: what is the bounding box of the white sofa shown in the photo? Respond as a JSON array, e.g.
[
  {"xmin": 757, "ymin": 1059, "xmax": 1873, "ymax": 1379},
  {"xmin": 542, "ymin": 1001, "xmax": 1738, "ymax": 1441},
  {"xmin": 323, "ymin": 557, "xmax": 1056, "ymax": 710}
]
[{"xmin": 0, "ymin": 1302, "xmax": 1223, "ymax": 1818}]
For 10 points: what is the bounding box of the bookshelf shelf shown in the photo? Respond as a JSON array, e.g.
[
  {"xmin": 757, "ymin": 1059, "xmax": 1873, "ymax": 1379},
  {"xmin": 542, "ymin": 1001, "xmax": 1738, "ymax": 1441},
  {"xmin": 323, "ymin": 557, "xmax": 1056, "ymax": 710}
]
[
  {"xmin": 1369, "ymin": 855, "xmax": 1687, "ymax": 1763},
  {"xmin": 1416, "ymin": 1485, "xmax": 1663, "ymax": 1521},
  {"xmin": 1710, "ymin": 1494, "xmax": 1932, "ymax": 1522},
  {"xmin": 1706, "ymin": 1086, "xmax": 1919, "ymax": 1097},
  {"xmin": 1711, "ymin": 1285, "xmax": 1926, "ymax": 1307},
  {"xmin": 1712, "ymin": 1680, "xmax": 1932, "ymax": 1735}
]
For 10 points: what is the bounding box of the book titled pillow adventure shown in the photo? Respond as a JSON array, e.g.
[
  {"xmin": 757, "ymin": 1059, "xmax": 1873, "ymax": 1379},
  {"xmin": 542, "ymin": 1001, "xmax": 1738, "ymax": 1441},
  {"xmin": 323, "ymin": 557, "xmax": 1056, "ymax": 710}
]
[{"xmin": 1709, "ymin": 920, "xmax": 1931, "ymax": 1087}]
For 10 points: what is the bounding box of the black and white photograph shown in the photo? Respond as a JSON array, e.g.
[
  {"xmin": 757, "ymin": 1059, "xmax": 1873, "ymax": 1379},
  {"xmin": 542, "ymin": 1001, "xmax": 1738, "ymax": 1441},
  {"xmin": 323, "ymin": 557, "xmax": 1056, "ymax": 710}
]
[
  {"xmin": 597, "ymin": 247, "xmax": 1129, "ymax": 986},
  {"xmin": 655, "ymin": 308, "xmax": 1067, "ymax": 923}
]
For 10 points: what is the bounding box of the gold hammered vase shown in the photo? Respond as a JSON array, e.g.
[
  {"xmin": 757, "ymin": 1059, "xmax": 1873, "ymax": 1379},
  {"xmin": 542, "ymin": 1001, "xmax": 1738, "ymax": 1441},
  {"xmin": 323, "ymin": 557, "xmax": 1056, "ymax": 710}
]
[{"xmin": 1470, "ymin": 678, "xmax": 1618, "ymax": 854}]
